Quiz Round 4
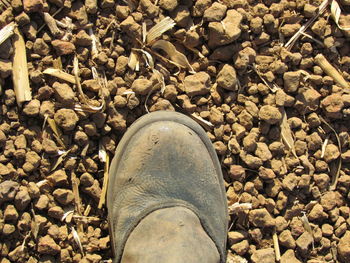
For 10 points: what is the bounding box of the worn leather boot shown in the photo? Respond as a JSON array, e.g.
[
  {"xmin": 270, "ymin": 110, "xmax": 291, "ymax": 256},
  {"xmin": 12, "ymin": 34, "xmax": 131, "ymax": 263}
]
[{"xmin": 107, "ymin": 111, "xmax": 228, "ymax": 263}]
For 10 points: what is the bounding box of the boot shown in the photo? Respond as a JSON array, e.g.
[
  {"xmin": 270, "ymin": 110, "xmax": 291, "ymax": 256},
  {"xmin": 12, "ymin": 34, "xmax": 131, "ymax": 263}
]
[{"xmin": 107, "ymin": 111, "xmax": 228, "ymax": 263}]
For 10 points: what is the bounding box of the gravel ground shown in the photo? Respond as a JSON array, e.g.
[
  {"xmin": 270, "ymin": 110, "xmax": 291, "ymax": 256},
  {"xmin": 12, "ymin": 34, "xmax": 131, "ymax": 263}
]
[{"xmin": 0, "ymin": 0, "xmax": 350, "ymax": 262}]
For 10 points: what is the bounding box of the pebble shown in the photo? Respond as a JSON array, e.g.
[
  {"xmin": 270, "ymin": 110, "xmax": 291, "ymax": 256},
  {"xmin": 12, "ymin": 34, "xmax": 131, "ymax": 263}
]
[
  {"xmin": 259, "ymin": 105, "xmax": 282, "ymax": 124},
  {"xmin": 251, "ymin": 248, "xmax": 276, "ymax": 263},
  {"xmin": 217, "ymin": 64, "xmax": 237, "ymax": 91},
  {"xmin": 53, "ymin": 82, "xmax": 75, "ymax": 105},
  {"xmin": 51, "ymin": 40, "xmax": 76, "ymax": 56},
  {"xmin": 131, "ymin": 78, "xmax": 153, "ymax": 95},
  {"xmin": 53, "ymin": 188, "xmax": 74, "ymax": 205},
  {"xmin": 38, "ymin": 235, "xmax": 61, "ymax": 255},
  {"xmin": 0, "ymin": 180, "xmax": 19, "ymax": 204},
  {"xmin": 184, "ymin": 72, "xmax": 211, "ymax": 96},
  {"xmin": 23, "ymin": 99, "xmax": 41, "ymax": 116},
  {"xmin": 54, "ymin": 109, "xmax": 79, "ymax": 131},
  {"xmin": 321, "ymin": 93, "xmax": 344, "ymax": 119},
  {"xmin": 208, "ymin": 10, "xmax": 243, "ymax": 47},
  {"xmin": 249, "ymin": 208, "xmax": 275, "ymax": 228}
]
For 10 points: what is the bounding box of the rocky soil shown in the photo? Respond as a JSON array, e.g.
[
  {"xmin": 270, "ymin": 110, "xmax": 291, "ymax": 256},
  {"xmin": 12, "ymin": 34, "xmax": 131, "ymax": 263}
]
[{"xmin": 0, "ymin": 0, "xmax": 350, "ymax": 262}]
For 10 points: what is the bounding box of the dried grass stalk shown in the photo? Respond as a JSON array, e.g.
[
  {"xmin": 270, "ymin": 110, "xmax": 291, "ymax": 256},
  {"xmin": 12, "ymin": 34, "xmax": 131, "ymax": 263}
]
[
  {"xmin": 280, "ymin": 107, "xmax": 298, "ymax": 158},
  {"xmin": 51, "ymin": 149, "xmax": 71, "ymax": 172},
  {"xmin": 146, "ymin": 17, "xmax": 176, "ymax": 44},
  {"xmin": 128, "ymin": 50, "xmax": 140, "ymax": 71},
  {"xmin": 331, "ymin": 0, "xmax": 350, "ymax": 31},
  {"xmin": 71, "ymin": 226, "xmax": 84, "ymax": 256},
  {"xmin": 228, "ymin": 202, "xmax": 252, "ymax": 214},
  {"xmin": 320, "ymin": 116, "xmax": 342, "ymax": 190},
  {"xmin": 43, "ymin": 12, "xmax": 62, "ymax": 37},
  {"xmin": 284, "ymin": 0, "xmax": 330, "ymax": 49},
  {"xmin": 0, "ymin": 22, "xmax": 15, "ymax": 46},
  {"xmin": 152, "ymin": 40, "xmax": 195, "ymax": 73},
  {"xmin": 300, "ymin": 212, "xmax": 315, "ymax": 250},
  {"xmin": 43, "ymin": 68, "xmax": 76, "ymax": 84},
  {"xmin": 12, "ymin": 28, "xmax": 32, "ymax": 106},
  {"xmin": 71, "ymin": 172, "xmax": 83, "ymax": 215},
  {"xmin": 73, "ymin": 56, "xmax": 105, "ymax": 112},
  {"xmin": 314, "ymin": 54, "xmax": 349, "ymax": 88},
  {"xmin": 252, "ymin": 64, "xmax": 279, "ymax": 93},
  {"xmin": 272, "ymin": 231, "xmax": 281, "ymax": 261},
  {"xmin": 47, "ymin": 117, "xmax": 66, "ymax": 148},
  {"xmin": 190, "ymin": 113, "xmax": 214, "ymax": 129},
  {"xmin": 98, "ymin": 152, "xmax": 110, "ymax": 209}
]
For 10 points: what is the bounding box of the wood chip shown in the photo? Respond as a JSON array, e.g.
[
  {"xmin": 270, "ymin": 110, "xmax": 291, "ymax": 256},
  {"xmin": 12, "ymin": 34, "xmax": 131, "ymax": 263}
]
[
  {"xmin": 43, "ymin": 68, "xmax": 76, "ymax": 84},
  {"xmin": 12, "ymin": 27, "xmax": 32, "ymax": 107},
  {"xmin": 314, "ymin": 53, "xmax": 349, "ymax": 89}
]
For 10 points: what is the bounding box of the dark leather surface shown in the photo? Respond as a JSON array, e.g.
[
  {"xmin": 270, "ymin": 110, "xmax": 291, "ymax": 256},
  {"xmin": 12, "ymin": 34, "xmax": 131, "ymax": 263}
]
[{"xmin": 107, "ymin": 112, "xmax": 228, "ymax": 263}]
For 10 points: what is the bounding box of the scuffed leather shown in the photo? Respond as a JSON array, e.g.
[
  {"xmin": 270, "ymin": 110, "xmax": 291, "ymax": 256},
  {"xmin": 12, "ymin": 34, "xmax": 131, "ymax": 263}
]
[{"xmin": 107, "ymin": 112, "xmax": 228, "ymax": 263}]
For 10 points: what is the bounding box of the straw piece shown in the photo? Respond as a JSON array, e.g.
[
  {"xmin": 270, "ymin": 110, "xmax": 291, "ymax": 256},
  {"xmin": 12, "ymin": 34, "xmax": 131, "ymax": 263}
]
[
  {"xmin": 43, "ymin": 12, "xmax": 63, "ymax": 37},
  {"xmin": 280, "ymin": 107, "xmax": 298, "ymax": 158},
  {"xmin": 331, "ymin": 0, "xmax": 350, "ymax": 31},
  {"xmin": 272, "ymin": 231, "xmax": 281, "ymax": 262},
  {"xmin": 0, "ymin": 22, "xmax": 15, "ymax": 46},
  {"xmin": 314, "ymin": 54, "xmax": 349, "ymax": 89},
  {"xmin": 98, "ymin": 152, "xmax": 110, "ymax": 209},
  {"xmin": 12, "ymin": 27, "xmax": 32, "ymax": 107},
  {"xmin": 146, "ymin": 17, "xmax": 176, "ymax": 44},
  {"xmin": 284, "ymin": 0, "xmax": 330, "ymax": 49},
  {"xmin": 47, "ymin": 118, "xmax": 66, "ymax": 148},
  {"xmin": 152, "ymin": 39, "xmax": 195, "ymax": 73},
  {"xmin": 43, "ymin": 68, "xmax": 76, "ymax": 84}
]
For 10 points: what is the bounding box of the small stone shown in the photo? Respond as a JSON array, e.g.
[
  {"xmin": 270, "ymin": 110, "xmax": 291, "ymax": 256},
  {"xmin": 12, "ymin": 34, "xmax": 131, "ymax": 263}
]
[
  {"xmin": 14, "ymin": 187, "xmax": 31, "ymax": 211},
  {"xmin": 208, "ymin": 10, "xmax": 243, "ymax": 47},
  {"xmin": 259, "ymin": 105, "xmax": 282, "ymax": 124},
  {"xmin": 308, "ymin": 203, "xmax": 327, "ymax": 221},
  {"xmin": 120, "ymin": 16, "xmax": 141, "ymax": 39},
  {"xmin": 228, "ymin": 231, "xmax": 248, "ymax": 245},
  {"xmin": 131, "ymin": 78, "xmax": 153, "ymax": 95},
  {"xmin": 338, "ymin": 231, "xmax": 350, "ymax": 262},
  {"xmin": 296, "ymin": 232, "xmax": 313, "ymax": 255},
  {"xmin": 0, "ymin": 181, "xmax": 19, "ymax": 204},
  {"xmin": 53, "ymin": 189, "xmax": 74, "ymax": 206},
  {"xmin": 42, "ymin": 138, "xmax": 58, "ymax": 154},
  {"xmin": 171, "ymin": 5, "xmax": 190, "ymax": 27},
  {"xmin": 281, "ymin": 24, "xmax": 301, "ymax": 37},
  {"xmin": 159, "ymin": 0, "xmax": 178, "ymax": 11},
  {"xmin": 34, "ymin": 195, "xmax": 49, "ymax": 210},
  {"xmin": 184, "ymin": 72, "xmax": 211, "ymax": 96},
  {"xmin": 322, "ymin": 224, "xmax": 333, "ymax": 237},
  {"xmin": 47, "ymin": 170, "xmax": 68, "ymax": 186},
  {"xmin": 283, "ymin": 71, "xmax": 301, "ymax": 93},
  {"xmin": 51, "ymin": 40, "xmax": 76, "ymax": 56},
  {"xmin": 255, "ymin": 142, "xmax": 272, "ymax": 162},
  {"xmin": 251, "ymin": 248, "xmax": 276, "ymax": 263},
  {"xmin": 54, "ymin": 109, "xmax": 79, "ymax": 131},
  {"xmin": 53, "ymin": 82, "xmax": 75, "ymax": 105},
  {"xmin": 48, "ymin": 206, "xmax": 64, "ymax": 219},
  {"xmin": 75, "ymin": 30, "xmax": 92, "ymax": 46},
  {"xmin": 38, "ymin": 235, "xmax": 61, "ymax": 255},
  {"xmin": 0, "ymin": 59, "xmax": 12, "ymax": 78},
  {"xmin": 4, "ymin": 204, "xmax": 18, "ymax": 222},
  {"xmin": 33, "ymin": 39, "xmax": 50, "ymax": 56},
  {"xmin": 229, "ymin": 165, "xmax": 245, "ymax": 181},
  {"xmin": 259, "ymin": 167, "xmax": 276, "ymax": 180},
  {"xmin": 249, "ymin": 208, "xmax": 275, "ymax": 228},
  {"xmin": 23, "ymin": 0, "xmax": 43, "ymax": 12},
  {"xmin": 231, "ymin": 240, "xmax": 249, "ymax": 256},
  {"xmin": 2, "ymin": 224, "xmax": 16, "ymax": 235},
  {"xmin": 23, "ymin": 99, "xmax": 40, "ymax": 116},
  {"xmin": 281, "ymin": 249, "xmax": 301, "ymax": 263},
  {"xmin": 321, "ymin": 93, "xmax": 344, "ymax": 119},
  {"xmin": 209, "ymin": 107, "xmax": 224, "ymax": 125},
  {"xmin": 323, "ymin": 144, "xmax": 340, "ymax": 163},
  {"xmin": 203, "ymin": 2, "xmax": 227, "ymax": 22},
  {"xmin": 279, "ymin": 230, "xmax": 296, "ymax": 249},
  {"xmin": 320, "ymin": 191, "xmax": 337, "ymax": 211},
  {"xmin": 217, "ymin": 64, "xmax": 237, "ymax": 91}
]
